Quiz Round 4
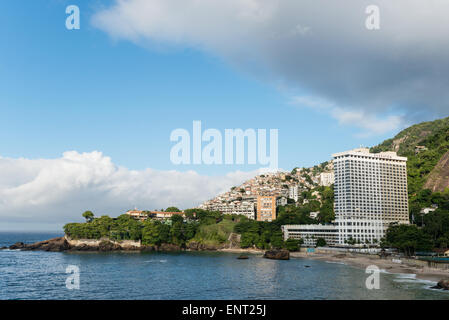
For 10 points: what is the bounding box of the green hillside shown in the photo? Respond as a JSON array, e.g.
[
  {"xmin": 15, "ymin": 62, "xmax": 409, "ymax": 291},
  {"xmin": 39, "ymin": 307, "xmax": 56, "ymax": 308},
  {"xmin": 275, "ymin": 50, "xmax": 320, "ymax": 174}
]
[{"xmin": 371, "ymin": 116, "xmax": 449, "ymax": 219}]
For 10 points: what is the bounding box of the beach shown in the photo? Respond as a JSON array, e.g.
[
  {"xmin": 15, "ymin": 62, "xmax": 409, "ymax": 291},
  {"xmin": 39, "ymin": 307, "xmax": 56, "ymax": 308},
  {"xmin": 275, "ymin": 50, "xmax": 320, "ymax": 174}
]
[{"xmin": 290, "ymin": 250, "xmax": 449, "ymax": 282}]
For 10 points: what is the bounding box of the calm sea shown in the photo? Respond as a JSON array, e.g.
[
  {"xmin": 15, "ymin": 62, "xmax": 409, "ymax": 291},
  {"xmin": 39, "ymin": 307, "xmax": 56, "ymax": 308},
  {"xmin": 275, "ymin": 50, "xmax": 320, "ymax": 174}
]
[{"xmin": 0, "ymin": 232, "xmax": 448, "ymax": 300}]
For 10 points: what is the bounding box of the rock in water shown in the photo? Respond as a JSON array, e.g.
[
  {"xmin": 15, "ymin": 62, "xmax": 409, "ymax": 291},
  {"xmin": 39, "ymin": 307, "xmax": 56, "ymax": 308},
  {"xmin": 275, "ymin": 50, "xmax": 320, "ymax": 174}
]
[
  {"xmin": 433, "ymin": 279, "xmax": 449, "ymax": 290},
  {"xmin": 9, "ymin": 242, "xmax": 26, "ymax": 250},
  {"xmin": 9, "ymin": 238, "xmax": 70, "ymax": 252},
  {"xmin": 263, "ymin": 249, "xmax": 290, "ymax": 260},
  {"xmin": 237, "ymin": 255, "xmax": 249, "ymax": 259}
]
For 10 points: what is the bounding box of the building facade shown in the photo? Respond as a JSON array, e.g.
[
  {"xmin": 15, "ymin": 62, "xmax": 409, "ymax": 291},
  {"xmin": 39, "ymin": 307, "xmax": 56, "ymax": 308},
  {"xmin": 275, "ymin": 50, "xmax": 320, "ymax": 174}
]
[
  {"xmin": 256, "ymin": 195, "xmax": 276, "ymax": 222},
  {"xmin": 332, "ymin": 148, "xmax": 409, "ymax": 245},
  {"xmin": 276, "ymin": 196, "xmax": 288, "ymax": 207},
  {"xmin": 151, "ymin": 211, "xmax": 185, "ymax": 220},
  {"xmin": 200, "ymin": 200, "xmax": 256, "ymax": 220},
  {"xmin": 288, "ymin": 185, "xmax": 298, "ymax": 202},
  {"xmin": 319, "ymin": 172, "xmax": 335, "ymax": 186},
  {"xmin": 281, "ymin": 224, "xmax": 338, "ymax": 247},
  {"xmin": 126, "ymin": 209, "xmax": 185, "ymax": 221},
  {"xmin": 125, "ymin": 209, "xmax": 149, "ymax": 221}
]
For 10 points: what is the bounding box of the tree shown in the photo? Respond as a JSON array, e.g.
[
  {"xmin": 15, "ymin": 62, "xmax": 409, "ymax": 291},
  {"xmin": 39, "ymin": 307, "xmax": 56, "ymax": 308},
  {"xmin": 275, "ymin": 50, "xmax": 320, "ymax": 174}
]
[
  {"xmin": 82, "ymin": 211, "xmax": 94, "ymax": 223},
  {"xmin": 171, "ymin": 214, "xmax": 184, "ymax": 224},
  {"xmin": 166, "ymin": 207, "xmax": 181, "ymax": 212},
  {"xmin": 384, "ymin": 224, "xmax": 433, "ymax": 256},
  {"xmin": 270, "ymin": 231, "xmax": 284, "ymax": 249},
  {"xmin": 142, "ymin": 221, "xmax": 162, "ymax": 245},
  {"xmin": 316, "ymin": 237, "xmax": 326, "ymax": 247},
  {"xmin": 285, "ymin": 238, "xmax": 302, "ymax": 251}
]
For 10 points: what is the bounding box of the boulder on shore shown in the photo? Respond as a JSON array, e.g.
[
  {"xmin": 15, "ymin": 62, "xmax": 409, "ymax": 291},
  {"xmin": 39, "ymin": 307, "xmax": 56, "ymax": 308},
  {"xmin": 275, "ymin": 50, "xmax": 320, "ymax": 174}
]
[
  {"xmin": 157, "ymin": 243, "xmax": 183, "ymax": 252},
  {"xmin": 432, "ymin": 279, "xmax": 449, "ymax": 290},
  {"xmin": 186, "ymin": 241, "xmax": 223, "ymax": 251},
  {"xmin": 263, "ymin": 249, "xmax": 290, "ymax": 260},
  {"xmin": 98, "ymin": 240, "xmax": 121, "ymax": 252}
]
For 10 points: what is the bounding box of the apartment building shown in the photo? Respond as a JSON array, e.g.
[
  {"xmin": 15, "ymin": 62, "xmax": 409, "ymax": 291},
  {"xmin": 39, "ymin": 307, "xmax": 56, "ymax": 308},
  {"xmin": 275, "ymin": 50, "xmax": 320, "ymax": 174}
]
[
  {"xmin": 281, "ymin": 224, "xmax": 338, "ymax": 247},
  {"xmin": 256, "ymin": 195, "xmax": 276, "ymax": 222},
  {"xmin": 276, "ymin": 196, "xmax": 288, "ymax": 207},
  {"xmin": 288, "ymin": 185, "xmax": 298, "ymax": 202},
  {"xmin": 332, "ymin": 148, "xmax": 409, "ymax": 245},
  {"xmin": 319, "ymin": 172, "xmax": 335, "ymax": 186}
]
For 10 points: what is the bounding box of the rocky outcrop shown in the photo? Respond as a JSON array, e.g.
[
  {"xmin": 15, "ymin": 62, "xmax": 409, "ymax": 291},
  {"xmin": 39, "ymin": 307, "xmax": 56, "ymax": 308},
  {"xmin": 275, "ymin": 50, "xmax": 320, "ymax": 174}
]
[
  {"xmin": 432, "ymin": 279, "xmax": 449, "ymax": 290},
  {"xmin": 8, "ymin": 238, "xmax": 70, "ymax": 252},
  {"xmin": 424, "ymin": 150, "xmax": 449, "ymax": 192},
  {"xmin": 263, "ymin": 249, "xmax": 290, "ymax": 260},
  {"xmin": 6, "ymin": 236, "xmax": 240, "ymax": 253},
  {"xmin": 186, "ymin": 241, "xmax": 224, "ymax": 251},
  {"xmin": 227, "ymin": 233, "xmax": 241, "ymax": 249},
  {"xmin": 7, "ymin": 237, "xmax": 141, "ymax": 252},
  {"xmin": 157, "ymin": 243, "xmax": 183, "ymax": 251}
]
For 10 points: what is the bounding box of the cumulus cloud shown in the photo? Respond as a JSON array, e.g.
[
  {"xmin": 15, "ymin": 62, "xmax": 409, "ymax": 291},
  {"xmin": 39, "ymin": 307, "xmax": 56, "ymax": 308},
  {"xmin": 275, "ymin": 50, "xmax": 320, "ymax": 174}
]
[
  {"xmin": 0, "ymin": 151, "xmax": 259, "ymax": 228},
  {"xmin": 92, "ymin": 0, "xmax": 449, "ymax": 127}
]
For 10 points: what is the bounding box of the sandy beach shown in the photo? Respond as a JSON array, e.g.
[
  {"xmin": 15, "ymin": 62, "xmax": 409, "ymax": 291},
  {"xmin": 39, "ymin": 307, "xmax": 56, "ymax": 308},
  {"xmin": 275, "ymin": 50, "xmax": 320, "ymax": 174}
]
[
  {"xmin": 217, "ymin": 246, "xmax": 449, "ymax": 282},
  {"xmin": 290, "ymin": 251, "xmax": 449, "ymax": 282},
  {"xmin": 217, "ymin": 248, "xmax": 265, "ymax": 255}
]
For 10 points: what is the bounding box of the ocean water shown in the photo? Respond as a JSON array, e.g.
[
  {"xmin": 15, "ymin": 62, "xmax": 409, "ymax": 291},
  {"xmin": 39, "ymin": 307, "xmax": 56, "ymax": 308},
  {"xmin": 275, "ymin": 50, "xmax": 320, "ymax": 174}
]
[{"xmin": 1, "ymin": 232, "xmax": 448, "ymax": 300}]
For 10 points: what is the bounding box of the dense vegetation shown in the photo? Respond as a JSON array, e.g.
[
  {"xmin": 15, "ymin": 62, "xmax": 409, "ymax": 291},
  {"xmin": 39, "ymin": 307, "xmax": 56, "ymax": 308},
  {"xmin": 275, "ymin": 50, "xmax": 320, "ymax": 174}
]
[
  {"xmin": 383, "ymin": 206, "xmax": 449, "ymax": 255},
  {"xmin": 64, "ymin": 209, "xmax": 230, "ymax": 247},
  {"xmin": 294, "ymin": 185, "xmax": 335, "ymax": 224},
  {"xmin": 64, "ymin": 209, "xmax": 305, "ymax": 251}
]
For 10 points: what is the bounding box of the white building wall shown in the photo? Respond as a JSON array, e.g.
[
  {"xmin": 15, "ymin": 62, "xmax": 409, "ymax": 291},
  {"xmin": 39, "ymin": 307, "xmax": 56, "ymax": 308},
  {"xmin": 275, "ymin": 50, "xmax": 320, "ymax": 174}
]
[
  {"xmin": 319, "ymin": 172, "xmax": 335, "ymax": 186},
  {"xmin": 288, "ymin": 185, "xmax": 298, "ymax": 202},
  {"xmin": 282, "ymin": 224, "xmax": 338, "ymax": 247},
  {"xmin": 332, "ymin": 148, "xmax": 409, "ymax": 246}
]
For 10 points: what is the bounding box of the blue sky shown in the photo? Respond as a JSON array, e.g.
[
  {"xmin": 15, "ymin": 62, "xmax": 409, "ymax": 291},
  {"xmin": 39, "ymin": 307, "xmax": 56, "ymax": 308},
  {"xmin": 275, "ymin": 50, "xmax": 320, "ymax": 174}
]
[{"xmin": 0, "ymin": 0, "xmax": 407, "ymax": 176}]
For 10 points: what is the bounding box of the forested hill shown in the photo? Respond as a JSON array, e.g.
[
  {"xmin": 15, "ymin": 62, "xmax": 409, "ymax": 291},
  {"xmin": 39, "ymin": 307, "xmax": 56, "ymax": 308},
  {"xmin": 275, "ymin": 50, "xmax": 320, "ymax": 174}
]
[{"xmin": 370, "ymin": 116, "xmax": 449, "ymax": 217}]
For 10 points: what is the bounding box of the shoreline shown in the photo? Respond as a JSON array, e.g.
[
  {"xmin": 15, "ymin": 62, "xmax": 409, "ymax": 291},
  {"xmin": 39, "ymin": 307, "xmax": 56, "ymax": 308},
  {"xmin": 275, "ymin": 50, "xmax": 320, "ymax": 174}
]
[{"xmin": 290, "ymin": 251, "xmax": 449, "ymax": 283}]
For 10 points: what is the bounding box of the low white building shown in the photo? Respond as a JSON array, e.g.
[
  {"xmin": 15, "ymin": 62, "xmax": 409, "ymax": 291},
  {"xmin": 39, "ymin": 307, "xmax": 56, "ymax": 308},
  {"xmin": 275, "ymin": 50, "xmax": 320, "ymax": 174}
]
[
  {"xmin": 126, "ymin": 209, "xmax": 148, "ymax": 221},
  {"xmin": 282, "ymin": 224, "xmax": 338, "ymax": 247},
  {"xmin": 420, "ymin": 207, "xmax": 437, "ymax": 215},
  {"xmin": 309, "ymin": 211, "xmax": 319, "ymax": 219},
  {"xmin": 276, "ymin": 196, "xmax": 288, "ymax": 207}
]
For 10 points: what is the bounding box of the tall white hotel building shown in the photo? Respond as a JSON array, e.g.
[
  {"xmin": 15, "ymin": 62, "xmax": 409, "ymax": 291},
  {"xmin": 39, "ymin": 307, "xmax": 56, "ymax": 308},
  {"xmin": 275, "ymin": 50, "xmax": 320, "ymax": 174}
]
[{"xmin": 332, "ymin": 148, "xmax": 409, "ymax": 245}]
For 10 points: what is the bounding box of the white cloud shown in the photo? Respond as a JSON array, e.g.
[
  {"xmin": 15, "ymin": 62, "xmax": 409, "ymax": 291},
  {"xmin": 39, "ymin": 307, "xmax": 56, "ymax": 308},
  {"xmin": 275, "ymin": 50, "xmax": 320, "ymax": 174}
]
[
  {"xmin": 291, "ymin": 95, "xmax": 408, "ymax": 137},
  {"xmin": 0, "ymin": 151, "xmax": 259, "ymax": 229},
  {"xmin": 92, "ymin": 0, "xmax": 449, "ymax": 125}
]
